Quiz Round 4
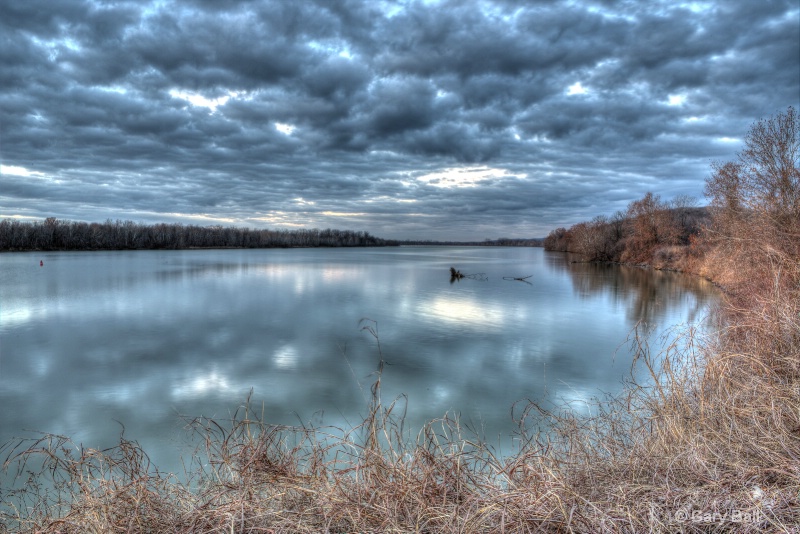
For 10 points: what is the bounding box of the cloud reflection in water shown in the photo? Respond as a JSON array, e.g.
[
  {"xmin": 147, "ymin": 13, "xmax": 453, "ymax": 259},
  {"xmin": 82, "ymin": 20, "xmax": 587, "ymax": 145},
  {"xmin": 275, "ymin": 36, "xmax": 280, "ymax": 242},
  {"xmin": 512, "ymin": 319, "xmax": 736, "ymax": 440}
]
[{"xmin": 0, "ymin": 248, "xmax": 717, "ymax": 476}]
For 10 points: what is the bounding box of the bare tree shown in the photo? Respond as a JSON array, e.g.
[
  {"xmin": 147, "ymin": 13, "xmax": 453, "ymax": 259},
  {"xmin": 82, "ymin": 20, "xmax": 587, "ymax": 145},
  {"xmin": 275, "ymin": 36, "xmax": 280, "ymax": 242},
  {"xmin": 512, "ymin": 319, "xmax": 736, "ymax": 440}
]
[
  {"xmin": 704, "ymin": 106, "xmax": 800, "ymax": 343},
  {"xmin": 706, "ymin": 106, "xmax": 800, "ymax": 252}
]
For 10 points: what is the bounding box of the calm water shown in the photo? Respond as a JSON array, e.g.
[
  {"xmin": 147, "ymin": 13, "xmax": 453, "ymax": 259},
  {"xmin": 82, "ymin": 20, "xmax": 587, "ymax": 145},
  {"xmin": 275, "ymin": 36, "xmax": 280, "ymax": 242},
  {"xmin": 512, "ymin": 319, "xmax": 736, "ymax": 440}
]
[{"xmin": 0, "ymin": 247, "xmax": 715, "ymax": 475}]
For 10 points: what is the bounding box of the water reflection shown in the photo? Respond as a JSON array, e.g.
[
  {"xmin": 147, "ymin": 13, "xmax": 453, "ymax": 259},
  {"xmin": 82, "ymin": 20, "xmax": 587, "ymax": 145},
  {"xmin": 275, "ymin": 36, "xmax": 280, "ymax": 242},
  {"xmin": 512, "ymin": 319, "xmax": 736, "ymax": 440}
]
[
  {"xmin": 420, "ymin": 295, "xmax": 511, "ymax": 329},
  {"xmin": 0, "ymin": 248, "xmax": 717, "ymax": 477},
  {"xmin": 544, "ymin": 252, "xmax": 714, "ymax": 327}
]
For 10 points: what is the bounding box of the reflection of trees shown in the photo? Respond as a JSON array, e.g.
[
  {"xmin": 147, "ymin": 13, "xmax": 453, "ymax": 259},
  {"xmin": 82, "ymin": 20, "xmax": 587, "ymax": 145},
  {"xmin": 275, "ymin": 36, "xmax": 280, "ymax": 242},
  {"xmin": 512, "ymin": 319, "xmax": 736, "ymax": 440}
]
[{"xmin": 545, "ymin": 252, "xmax": 715, "ymax": 326}]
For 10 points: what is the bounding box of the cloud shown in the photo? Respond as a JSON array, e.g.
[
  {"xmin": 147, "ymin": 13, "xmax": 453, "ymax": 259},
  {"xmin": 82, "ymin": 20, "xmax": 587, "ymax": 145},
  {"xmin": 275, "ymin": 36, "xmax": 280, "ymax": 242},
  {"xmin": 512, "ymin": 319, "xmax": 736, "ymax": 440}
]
[{"xmin": 0, "ymin": 0, "xmax": 797, "ymax": 240}]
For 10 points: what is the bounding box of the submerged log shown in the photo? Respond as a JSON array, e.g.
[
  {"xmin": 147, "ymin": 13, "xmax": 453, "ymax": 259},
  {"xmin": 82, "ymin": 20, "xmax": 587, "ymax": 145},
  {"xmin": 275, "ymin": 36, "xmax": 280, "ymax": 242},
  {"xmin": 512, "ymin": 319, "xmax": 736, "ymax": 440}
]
[
  {"xmin": 450, "ymin": 267, "xmax": 465, "ymax": 281},
  {"xmin": 503, "ymin": 274, "xmax": 533, "ymax": 286},
  {"xmin": 449, "ymin": 267, "xmax": 487, "ymax": 283}
]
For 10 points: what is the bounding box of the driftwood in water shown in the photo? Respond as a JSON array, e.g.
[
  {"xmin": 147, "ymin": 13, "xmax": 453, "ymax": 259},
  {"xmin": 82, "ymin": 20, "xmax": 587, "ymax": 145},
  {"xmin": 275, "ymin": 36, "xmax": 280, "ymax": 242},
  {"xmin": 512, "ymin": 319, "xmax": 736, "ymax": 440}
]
[
  {"xmin": 503, "ymin": 275, "xmax": 532, "ymax": 282},
  {"xmin": 503, "ymin": 275, "xmax": 533, "ymax": 286},
  {"xmin": 450, "ymin": 267, "xmax": 488, "ymax": 283}
]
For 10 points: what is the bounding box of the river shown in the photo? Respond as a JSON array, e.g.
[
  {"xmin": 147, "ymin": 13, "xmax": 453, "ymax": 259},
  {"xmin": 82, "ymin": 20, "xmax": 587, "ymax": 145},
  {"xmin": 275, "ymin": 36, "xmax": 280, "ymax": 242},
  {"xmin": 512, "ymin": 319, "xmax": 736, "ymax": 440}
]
[{"xmin": 0, "ymin": 246, "xmax": 716, "ymax": 475}]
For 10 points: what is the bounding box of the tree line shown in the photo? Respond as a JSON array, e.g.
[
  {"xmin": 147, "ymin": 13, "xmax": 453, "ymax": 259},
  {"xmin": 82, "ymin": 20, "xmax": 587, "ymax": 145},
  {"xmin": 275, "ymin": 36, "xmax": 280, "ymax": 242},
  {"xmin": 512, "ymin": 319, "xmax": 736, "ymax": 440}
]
[
  {"xmin": 543, "ymin": 193, "xmax": 709, "ymax": 267},
  {"xmin": 0, "ymin": 218, "xmax": 545, "ymax": 252},
  {"xmin": 0, "ymin": 218, "xmax": 396, "ymax": 251}
]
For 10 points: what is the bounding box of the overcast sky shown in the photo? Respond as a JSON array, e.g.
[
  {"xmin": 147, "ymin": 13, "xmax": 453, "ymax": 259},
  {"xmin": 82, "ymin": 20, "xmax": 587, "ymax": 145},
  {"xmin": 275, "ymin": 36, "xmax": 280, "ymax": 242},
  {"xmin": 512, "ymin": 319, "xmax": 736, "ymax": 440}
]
[{"xmin": 1, "ymin": 0, "xmax": 798, "ymax": 240}]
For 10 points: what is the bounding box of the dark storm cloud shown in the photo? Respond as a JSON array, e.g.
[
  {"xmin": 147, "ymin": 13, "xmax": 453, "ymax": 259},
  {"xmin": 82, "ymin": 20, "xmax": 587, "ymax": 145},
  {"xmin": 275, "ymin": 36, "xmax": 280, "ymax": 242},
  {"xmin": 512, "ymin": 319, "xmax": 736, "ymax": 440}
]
[{"xmin": 1, "ymin": 0, "xmax": 797, "ymax": 240}]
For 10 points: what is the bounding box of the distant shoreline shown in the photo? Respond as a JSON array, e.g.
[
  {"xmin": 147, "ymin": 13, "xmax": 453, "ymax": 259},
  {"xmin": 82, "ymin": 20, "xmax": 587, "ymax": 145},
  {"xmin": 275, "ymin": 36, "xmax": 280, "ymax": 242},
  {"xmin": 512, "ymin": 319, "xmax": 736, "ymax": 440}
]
[
  {"xmin": 0, "ymin": 218, "xmax": 394, "ymax": 251},
  {"xmin": 0, "ymin": 217, "xmax": 543, "ymax": 252}
]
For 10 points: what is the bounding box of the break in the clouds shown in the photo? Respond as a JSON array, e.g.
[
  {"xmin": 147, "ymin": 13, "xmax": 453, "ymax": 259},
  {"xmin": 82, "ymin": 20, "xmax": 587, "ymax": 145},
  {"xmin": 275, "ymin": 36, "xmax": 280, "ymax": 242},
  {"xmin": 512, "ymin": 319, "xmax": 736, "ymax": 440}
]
[{"xmin": 1, "ymin": 0, "xmax": 798, "ymax": 240}]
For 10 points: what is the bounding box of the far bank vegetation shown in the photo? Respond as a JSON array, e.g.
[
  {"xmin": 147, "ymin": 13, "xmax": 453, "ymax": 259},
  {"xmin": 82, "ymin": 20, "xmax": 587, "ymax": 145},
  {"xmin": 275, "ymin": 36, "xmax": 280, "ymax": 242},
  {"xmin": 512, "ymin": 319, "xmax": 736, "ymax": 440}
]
[
  {"xmin": 0, "ymin": 220, "xmax": 394, "ymax": 251},
  {"xmin": 543, "ymin": 192, "xmax": 709, "ymax": 271},
  {"xmin": 0, "ymin": 220, "xmax": 544, "ymax": 252}
]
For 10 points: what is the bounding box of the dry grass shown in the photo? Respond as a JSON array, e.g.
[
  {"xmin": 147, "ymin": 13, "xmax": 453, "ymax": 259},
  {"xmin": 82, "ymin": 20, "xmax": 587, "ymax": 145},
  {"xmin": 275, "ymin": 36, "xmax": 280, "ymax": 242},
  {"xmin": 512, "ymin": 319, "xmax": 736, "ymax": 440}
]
[{"xmin": 3, "ymin": 262, "xmax": 800, "ymax": 532}]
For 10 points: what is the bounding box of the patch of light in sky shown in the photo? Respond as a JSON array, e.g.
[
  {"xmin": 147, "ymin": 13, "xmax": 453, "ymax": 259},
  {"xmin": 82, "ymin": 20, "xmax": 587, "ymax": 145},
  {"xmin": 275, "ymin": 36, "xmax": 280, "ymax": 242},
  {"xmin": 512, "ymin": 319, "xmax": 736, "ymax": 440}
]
[
  {"xmin": 784, "ymin": 8, "xmax": 800, "ymax": 22},
  {"xmin": 141, "ymin": 0, "xmax": 168, "ymax": 18},
  {"xmin": 308, "ymin": 39, "xmax": 352, "ymax": 59},
  {"xmin": 682, "ymin": 1, "xmax": 713, "ymax": 13},
  {"xmin": 98, "ymin": 86, "xmax": 128, "ymax": 95},
  {"xmin": 717, "ymin": 137, "xmax": 740, "ymax": 144},
  {"xmin": 62, "ymin": 38, "xmax": 81, "ymax": 51},
  {"xmin": 377, "ymin": 0, "xmax": 404, "ymax": 18},
  {"xmin": 250, "ymin": 212, "xmax": 307, "ymax": 227},
  {"xmin": 567, "ymin": 82, "xmax": 588, "ymax": 95},
  {"xmin": 320, "ymin": 211, "xmax": 368, "ymax": 217},
  {"xmin": 30, "ymin": 36, "xmax": 59, "ymax": 61},
  {"xmin": 417, "ymin": 166, "xmax": 522, "ymax": 189},
  {"xmin": 710, "ymin": 50, "xmax": 737, "ymax": 63},
  {"xmin": 1, "ymin": 165, "xmax": 46, "ymax": 178},
  {"xmin": 762, "ymin": 7, "xmax": 800, "ymax": 29},
  {"xmin": 161, "ymin": 212, "xmax": 238, "ymax": 224},
  {"xmin": 0, "ymin": 214, "xmax": 40, "ymax": 221},
  {"xmin": 363, "ymin": 195, "xmax": 417, "ymax": 204},
  {"xmin": 170, "ymin": 89, "xmax": 240, "ymax": 111},
  {"xmin": 368, "ymin": 149, "xmax": 401, "ymax": 157},
  {"xmin": 275, "ymin": 122, "xmax": 296, "ymax": 135},
  {"xmin": 620, "ymin": 81, "xmax": 652, "ymax": 99},
  {"xmin": 667, "ymin": 94, "xmax": 687, "ymax": 106},
  {"xmin": 585, "ymin": 4, "xmax": 636, "ymax": 22}
]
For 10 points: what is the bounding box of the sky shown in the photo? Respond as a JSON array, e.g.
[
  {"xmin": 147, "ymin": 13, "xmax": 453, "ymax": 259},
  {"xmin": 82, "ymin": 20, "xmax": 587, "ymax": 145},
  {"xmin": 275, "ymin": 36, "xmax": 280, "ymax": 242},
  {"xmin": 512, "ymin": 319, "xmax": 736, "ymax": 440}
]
[{"xmin": 1, "ymin": 0, "xmax": 798, "ymax": 241}]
